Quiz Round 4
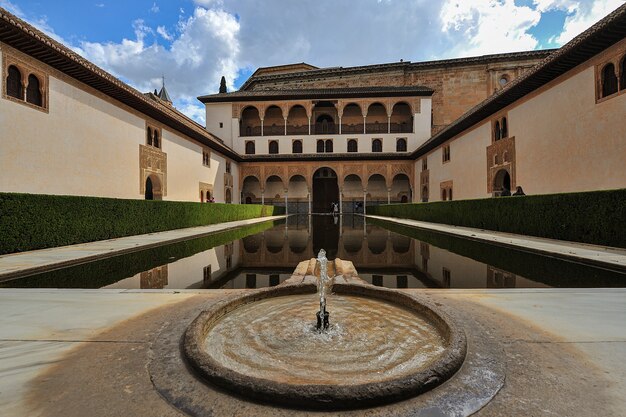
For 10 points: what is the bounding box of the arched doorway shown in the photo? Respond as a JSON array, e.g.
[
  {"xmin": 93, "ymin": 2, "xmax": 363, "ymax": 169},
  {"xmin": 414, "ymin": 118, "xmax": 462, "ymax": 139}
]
[
  {"xmin": 242, "ymin": 176, "xmax": 261, "ymax": 204},
  {"xmin": 493, "ymin": 169, "xmax": 511, "ymax": 196},
  {"xmin": 144, "ymin": 174, "xmax": 162, "ymax": 200},
  {"xmin": 312, "ymin": 167, "xmax": 338, "ymax": 213},
  {"xmin": 225, "ymin": 188, "xmax": 232, "ymax": 203}
]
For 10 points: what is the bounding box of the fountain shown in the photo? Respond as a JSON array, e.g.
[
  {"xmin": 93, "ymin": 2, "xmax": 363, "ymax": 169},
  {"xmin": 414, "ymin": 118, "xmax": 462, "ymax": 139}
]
[{"xmin": 183, "ymin": 249, "xmax": 467, "ymax": 410}]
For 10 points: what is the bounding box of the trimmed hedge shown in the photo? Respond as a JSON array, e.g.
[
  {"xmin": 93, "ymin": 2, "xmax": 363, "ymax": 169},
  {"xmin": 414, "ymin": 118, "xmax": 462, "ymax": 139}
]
[
  {"xmin": 367, "ymin": 189, "xmax": 626, "ymax": 248},
  {"xmin": 0, "ymin": 193, "xmax": 284, "ymax": 255},
  {"xmin": 0, "ymin": 220, "xmax": 277, "ymax": 289},
  {"xmin": 367, "ymin": 217, "xmax": 625, "ymax": 287}
]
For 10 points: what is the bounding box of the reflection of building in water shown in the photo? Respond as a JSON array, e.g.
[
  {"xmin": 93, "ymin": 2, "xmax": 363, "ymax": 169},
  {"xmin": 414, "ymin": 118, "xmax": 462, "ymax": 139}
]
[
  {"xmin": 241, "ymin": 215, "xmax": 414, "ymax": 270},
  {"xmin": 487, "ymin": 266, "xmax": 517, "ymax": 288},
  {"xmin": 140, "ymin": 265, "xmax": 169, "ymax": 289}
]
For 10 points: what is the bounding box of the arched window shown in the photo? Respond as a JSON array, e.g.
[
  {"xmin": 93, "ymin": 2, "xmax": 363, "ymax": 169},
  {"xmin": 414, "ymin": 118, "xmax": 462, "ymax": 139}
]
[
  {"xmin": 317, "ymin": 139, "xmax": 325, "ymax": 153},
  {"xmin": 26, "ymin": 74, "xmax": 42, "ymax": 106},
  {"xmin": 494, "ymin": 121, "xmax": 501, "ymax": 141},
  {"xmin": 147, "ymin": 127, "xmax": 153, "ymax": 146},
  {"xmin": 347, "ymin": 139, "xmax": 358, "ymax": 152},
  {"xmin": 494, "ymin": 154, "xmax": 500, "ymax": 166},
  {"xmin": 372, "ymin": 139, "xmax": 382, "ymax": 152},
  {"xmin": 501, "ymin": 117, "xmax": 508, "ymax": 138},
  {"xmin": 6, "ymin": 65, "xmax": 22, "ymax": 100},
  {"xmin": 441, "ymin": 188, "xmax": 447, "ymax": 201},
  {"xmin": 245, "ymin": 141, "xmax": 255, "ymax": 155},
  {"xmin": 325, "ymin": 139, "xmax": 333, "ymax": 153},
  {"xmin": 200, "ymin": 190, "xmax": 204, "ymax": 202},
  {"xmin": 269, "ymin": 140, "xmax": 279, "ymax": 154},
  {"xmin": 396, "ymin": 138, "xmax": 407, "ymax": 152},
  {"xmin": 619, "ymin": 55, "xmax": 626, "ymax": 90},
  {"xmin": 292, "ymin": 140, "xmax": 302, "ymax": 154},
  {"xmin": 602, "ymin": 63, "xmax": 618, "ymax": 97},
  {"xmin": 153, "ymin": 130, "xmax": 160, "ymax": 148},
  {"xmin": 503, "ymin": 151, "xmax": 509, "ymax": 162},
  {"xmin": 448, "ymin": 188, "xmax": 453, "ymax": 201}
]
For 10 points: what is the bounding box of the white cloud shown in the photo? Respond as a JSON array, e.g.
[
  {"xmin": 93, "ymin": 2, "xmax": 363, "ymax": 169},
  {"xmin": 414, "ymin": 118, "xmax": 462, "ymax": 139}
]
[
  {"xmin": 73, "ymin": 8, "xmax": 240, "ymax": 125},
  {"xmin": 440, "ymin": 0, "xmax": 542, "ymax": 57},
  {"xmin": 156, "ymin": 25, "xmax": 172, "ymax": 41},
  {"xmin": 95, "ymin": 3, "xmax": 105, "ymax": 8},
  {"xmin": 150, "ymin": 2, "xmax": 159, "ymax": 13},
  {"xmin": 554, "ymin": 0, "xmax": 624, "ymax": 44}
]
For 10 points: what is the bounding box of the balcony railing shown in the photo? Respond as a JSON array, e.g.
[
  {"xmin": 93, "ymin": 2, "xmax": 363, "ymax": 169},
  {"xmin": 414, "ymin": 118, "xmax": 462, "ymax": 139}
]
[{"xmin": 240, "ymin": 121, "xmax": 413, "ymax": 136}]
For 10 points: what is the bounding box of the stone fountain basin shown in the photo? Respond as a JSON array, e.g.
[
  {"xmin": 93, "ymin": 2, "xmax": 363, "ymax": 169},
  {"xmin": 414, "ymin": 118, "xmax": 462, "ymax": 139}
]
[{"xmin": 183, "ymin": 283, "xmax": 467, "ymax": 410}]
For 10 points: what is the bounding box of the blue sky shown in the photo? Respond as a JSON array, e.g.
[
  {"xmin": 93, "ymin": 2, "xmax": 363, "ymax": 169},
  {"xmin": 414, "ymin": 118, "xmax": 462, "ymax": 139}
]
[{"xmin": 1, "ymin": 0, "xmax": 623, "ymax": 123}]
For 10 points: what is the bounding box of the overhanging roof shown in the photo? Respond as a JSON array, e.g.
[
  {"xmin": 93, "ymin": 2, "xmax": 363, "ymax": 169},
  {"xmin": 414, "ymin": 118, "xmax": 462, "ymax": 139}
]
[{"xmin": 198, "ymin": 86, "xmax": 433, "ymax": 103}]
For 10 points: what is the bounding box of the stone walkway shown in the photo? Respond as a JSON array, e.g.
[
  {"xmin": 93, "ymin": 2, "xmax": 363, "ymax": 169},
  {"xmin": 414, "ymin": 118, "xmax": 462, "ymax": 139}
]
[
  {"xmin": 0, "ymin": 215, "xmax": 286, "ymax": 281},
  {"xmin": 366, "ymin": 215, "xmax": 626, "ymax": 271}
]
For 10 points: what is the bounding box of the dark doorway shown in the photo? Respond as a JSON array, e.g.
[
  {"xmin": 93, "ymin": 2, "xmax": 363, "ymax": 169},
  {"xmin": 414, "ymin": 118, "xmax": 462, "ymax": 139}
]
[
  {"xmin": 312, "ymin": 168, "xmax": 338, "ymax": 213},
  {"xmin": 145, "ymin": 177, "xmax": 154, "ymax": 200},
  {"xmin": 494, "ymin": 169, "xmax": 511, "ymax": 196},
  {"xmin": 315, "ymin": 114, "xmax": 335, "ymax": 134}
]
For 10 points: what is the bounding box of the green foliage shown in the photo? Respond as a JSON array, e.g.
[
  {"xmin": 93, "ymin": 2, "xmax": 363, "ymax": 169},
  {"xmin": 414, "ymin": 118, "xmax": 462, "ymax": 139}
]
[
  {"xmin": 368, "ymin": 189, "xmax": 626, "ymax": 248},
  {"xmin": 0, "ymin": 220, "xmax": 278, "ymax": 289},
  {"xmin": 0, "ymin": 193, "xmax": 284, "ymax": 255}
]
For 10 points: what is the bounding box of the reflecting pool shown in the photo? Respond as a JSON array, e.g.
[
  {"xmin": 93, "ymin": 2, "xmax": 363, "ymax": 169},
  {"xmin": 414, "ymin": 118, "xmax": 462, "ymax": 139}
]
[{"xmin": 2, "ymin": 215, "xmax": 624, "ymax": 289}]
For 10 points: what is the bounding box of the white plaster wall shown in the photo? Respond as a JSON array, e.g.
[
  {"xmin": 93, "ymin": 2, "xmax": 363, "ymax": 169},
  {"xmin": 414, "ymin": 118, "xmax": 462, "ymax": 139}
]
[
  {"xmin": 204, "ymin": 103, "xmax": 233, "ymax": 147},
  {"xmin": 426, "ymin": 123, "xmax": 492, "ymax": 201},
  {"xmin": 0, "ymin": 46, "xmax": 235, "ymax": 203},
  {"xmin": 512, "ymin": 65, "xmax": 626, "ymax": 194}
]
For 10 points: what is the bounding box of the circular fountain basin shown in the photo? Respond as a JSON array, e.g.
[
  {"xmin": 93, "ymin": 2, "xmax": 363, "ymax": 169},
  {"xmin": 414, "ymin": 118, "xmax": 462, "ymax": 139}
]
[{"xmin": 183, "ymin": 283, "xmax": 466, "ymax": 409}]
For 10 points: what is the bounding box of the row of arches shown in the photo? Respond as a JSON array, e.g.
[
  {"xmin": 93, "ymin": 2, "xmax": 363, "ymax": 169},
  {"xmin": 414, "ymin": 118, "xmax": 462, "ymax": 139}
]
[
  {"xmin": 242, "ymin": 168, "xmax": 411, "ymax": 213},
  {"xmin": 6, "ymin": 65, "xmax": 44, "ymax": 107},
  {"xmin": 240, "ymin": 101, "xmax": 413, "ymax": 137},
  {"xmin": 600, "ymin": 56, "xmax": 626, "ymax": 98}
]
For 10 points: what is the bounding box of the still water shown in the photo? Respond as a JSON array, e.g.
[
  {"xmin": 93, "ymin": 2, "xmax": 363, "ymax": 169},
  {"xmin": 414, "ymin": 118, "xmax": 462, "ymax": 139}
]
[{"xmin": 2, "ymin": 215, "xmax": 624, "ymax": 289}]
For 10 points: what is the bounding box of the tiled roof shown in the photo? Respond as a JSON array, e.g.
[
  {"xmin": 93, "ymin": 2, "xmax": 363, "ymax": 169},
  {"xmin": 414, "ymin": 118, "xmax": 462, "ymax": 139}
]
[
  {"xmin": 239, "ymin": 50, "xmax": 556, "ymax": 90},
  {"xmin": 410, "ymin": 3, "xmax": 626, "ymax": 159},
  {"xmin": 0, "ymin": 7, "xmax": 240, "ymax": 161},
  {"xmin": 198, "ymin": 86, "xmax": 433, "ymax": 103}
]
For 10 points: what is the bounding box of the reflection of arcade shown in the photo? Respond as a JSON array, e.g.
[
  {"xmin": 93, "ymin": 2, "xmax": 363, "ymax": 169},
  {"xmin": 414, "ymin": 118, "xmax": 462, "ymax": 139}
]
[{"xmin": 241, "ymin": 215, "xmax": 415, "ymax": 269}]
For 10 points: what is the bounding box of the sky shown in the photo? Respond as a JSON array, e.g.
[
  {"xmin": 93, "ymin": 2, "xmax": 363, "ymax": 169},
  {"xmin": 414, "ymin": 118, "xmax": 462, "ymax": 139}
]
[{"xmin": 1, "ymin": 0, "xmax": 624, "ymax": 124}]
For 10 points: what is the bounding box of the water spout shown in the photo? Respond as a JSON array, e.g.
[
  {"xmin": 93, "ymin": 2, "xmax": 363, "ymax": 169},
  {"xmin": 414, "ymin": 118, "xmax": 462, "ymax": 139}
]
[{"xmin": 316, "ymin": 249, "xmax": 330, "ymax": 331}]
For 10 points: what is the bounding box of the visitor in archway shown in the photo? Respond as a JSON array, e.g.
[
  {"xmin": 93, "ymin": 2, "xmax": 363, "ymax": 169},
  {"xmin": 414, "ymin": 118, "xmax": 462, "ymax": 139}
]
[
  {"xmin": 332, "ymin": 202, "xmax": 339, "ymax": 214},
  {"xmin": 512, "ymin": 186, "xmax": 525, "ymax": 196},
  {"xmin": 501, "ymin": 187, "xmax": 511, "ymax": 197}
]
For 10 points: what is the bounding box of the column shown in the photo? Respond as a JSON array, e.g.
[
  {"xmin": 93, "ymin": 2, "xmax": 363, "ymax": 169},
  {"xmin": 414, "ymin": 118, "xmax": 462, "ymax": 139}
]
[
  {"xmin": 308, "ymin": 116, "xmax": 311, "ymax": 135},
  {"xmin": 284, "ymin": 190, "xmax": 288, "ymax": 215},
  {"xmin": 261, "ymin": 119, "xmax": 264, "ymax": 137},
  {"xmin": 308, "ymin": 190, "xmax": 312, "ymax": 214},
  {"xmin": 261, "ymin": 189, "xmax": 265, "ymax": 206},
  {"xmin": 387, "ymin": 116, "xmax": 391, "ymax": 134},
  {"xmin": 387, "ymin": 188, "xmax": 391, "ymax": 204},
  {"xmin": 363, "ymin": 190, "xmax": 367, "ymax": 215},
  {"xmin": 284, "ymin": 118, "xmax": 287, "ymax": 135},
  {"xmin": 339, "ymin": 116, "xmax": 342, "ymax": 135},
  {"xmin": 339, "ymin": 188, "xmax": 343, "ymax": 214},
  {"xmin": 363, "ymin": 116, "xmax": 366, "ymax": 134}
]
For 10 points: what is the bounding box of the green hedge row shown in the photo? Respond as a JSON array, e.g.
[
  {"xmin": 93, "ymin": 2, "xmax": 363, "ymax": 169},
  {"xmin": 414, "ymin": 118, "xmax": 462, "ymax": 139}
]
[
  {"xmin": 367, "ymin": 189, "xmax": 626, "ymax": 248},
  {"xmin": 0, "ymin": 193, "xmax": 284, "ymax": 255},
  {"xmin": 0, "ymin": 220, "xmax": 277, "ymax": 289},
  {"xmin": 367, "ymin": 218, "xmax": 624, "ymax": 287}
]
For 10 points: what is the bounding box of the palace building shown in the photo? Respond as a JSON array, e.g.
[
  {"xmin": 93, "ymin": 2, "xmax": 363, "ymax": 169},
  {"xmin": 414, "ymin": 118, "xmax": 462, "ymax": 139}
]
[{"xmin": 1, "ymin": 4, "xmax": 625, "ymax": 212}]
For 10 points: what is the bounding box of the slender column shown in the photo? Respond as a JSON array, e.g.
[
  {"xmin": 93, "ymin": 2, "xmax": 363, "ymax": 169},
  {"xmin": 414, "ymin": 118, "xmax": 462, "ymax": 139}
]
[
  {"xmin": 387, "ymin": 188, "xmax": 391, "ymax": 204},
  {"xmin": 261, "ymin": 189, "xmax": 265, "ymax": 206},
  {"xmin": 339, "ymin": 116, "xmax": 342, "ymax": 135},
  {"xmin": 308, "ymin": 116, "xmax": 311, "ymax": 135},
  {"xmin": 339, "ymin": 189, "xmax": 343, "ymax": 214},
  {"xmin": 387, "ymin": 116, "xmax": 391, "ymax": 134},
  {"xmin": 363, "ymin": 190, "xmax": 367, "ymax": 215},
  {"xmin": 308, "ymin": 191, "xmax": 312, "ymax": 214},
  {"xmin": 284, "ymin": 190, "xmax": 288, "ymax": 215},
  {"xmin": 284, "ymin": 118, "xmax": 287, "ymax": 135},
  {"xmin": 363, "ymin": 116, "xmax": 366, "ymax": 134},
  {"xmin": 261, "ymin": 119, "xmax": 264, "ymax": 137}
]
